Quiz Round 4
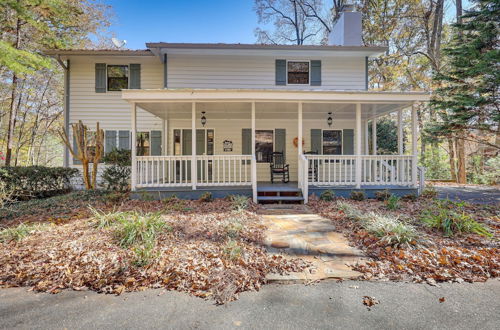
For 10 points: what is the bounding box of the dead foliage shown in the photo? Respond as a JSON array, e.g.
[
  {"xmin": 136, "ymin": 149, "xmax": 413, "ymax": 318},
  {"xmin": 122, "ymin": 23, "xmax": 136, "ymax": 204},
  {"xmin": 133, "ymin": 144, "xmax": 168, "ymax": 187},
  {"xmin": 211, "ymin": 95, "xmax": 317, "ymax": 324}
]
[
  {"xmin": 309, "ymin": 197, "xmax": 499, "ymax": 284},
  {"xmin": 0, "ymin": 196, "xmax": 306, "ymax": 304}
]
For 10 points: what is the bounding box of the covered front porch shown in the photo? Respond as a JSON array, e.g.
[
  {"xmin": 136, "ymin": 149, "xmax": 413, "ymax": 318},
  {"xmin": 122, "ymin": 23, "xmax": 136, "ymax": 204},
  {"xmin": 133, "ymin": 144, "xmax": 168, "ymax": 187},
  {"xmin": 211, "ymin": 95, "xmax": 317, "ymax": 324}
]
[{"xmin": 122, "ymin": 89, "xmax": 429, "ymax": 203}]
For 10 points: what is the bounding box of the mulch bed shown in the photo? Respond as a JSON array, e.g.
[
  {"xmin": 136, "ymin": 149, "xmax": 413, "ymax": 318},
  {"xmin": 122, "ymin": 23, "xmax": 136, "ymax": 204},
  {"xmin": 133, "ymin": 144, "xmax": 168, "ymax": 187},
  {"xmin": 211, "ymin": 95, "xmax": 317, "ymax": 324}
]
[
  {"xmin": 0, "ymin": 196, "xmax": 307, "ymax": 304},
  {"xmin": 308, "ymin": 197, "xmax": 500, "ymax": 284}
]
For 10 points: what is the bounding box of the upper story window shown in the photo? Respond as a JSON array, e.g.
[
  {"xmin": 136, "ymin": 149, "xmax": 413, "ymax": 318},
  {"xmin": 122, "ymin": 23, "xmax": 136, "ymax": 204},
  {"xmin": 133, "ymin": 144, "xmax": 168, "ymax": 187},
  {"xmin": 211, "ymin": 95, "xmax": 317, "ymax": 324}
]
[
  {"xmin": 107, "ymin": 65, "xmax": 129, "ymax": 91},
  {"xmin": 287, "ymin": 61, "xmax": 309, "ymax": 85}
]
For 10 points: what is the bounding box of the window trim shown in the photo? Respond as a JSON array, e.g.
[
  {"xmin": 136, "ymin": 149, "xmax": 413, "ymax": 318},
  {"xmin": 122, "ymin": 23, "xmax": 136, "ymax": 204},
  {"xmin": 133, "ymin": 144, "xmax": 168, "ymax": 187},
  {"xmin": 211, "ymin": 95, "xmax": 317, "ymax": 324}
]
[
  {"xmin": 321, "ymin": 129, "xmax": 344, "ymax": 155},
  {"xmin": 106, "ymin": 64, "xmax": 129, "ymax": 92},
  {"xmin": 286, "ymin": 60, "xmax": 311, "ymax": 86},
  {"xmin": 255, "ymin": 129, "xmax": 275, "ymax": 163}
]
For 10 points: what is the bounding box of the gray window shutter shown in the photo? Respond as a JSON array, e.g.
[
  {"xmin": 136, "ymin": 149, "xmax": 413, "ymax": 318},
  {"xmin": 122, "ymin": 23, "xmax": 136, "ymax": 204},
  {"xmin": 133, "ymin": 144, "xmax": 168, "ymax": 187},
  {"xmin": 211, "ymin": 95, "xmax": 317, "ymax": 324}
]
[
  {"xmin": 105, "ymin": 130, "xmax": 117, "ymax": 153},
  {"xmin": 275, "ymin": 59, "xmax": 286, "ymax": 85},
  {"xmin": 275, "ymin": 129, "xmax": 286, "ymax": 155},
  {"xmin": 95, "ymin": 63, "xmax": 106, "ymax": 93},
  {"xmin": 311, "ymin": 60, "xmax": 321, "ymax": 86},
  {"xmin": 310, "ymin": 129, "xmax": 322, "ymax": 154},
  {"xmin": 163, "ymin": 54, "xmax": 168, "ymax": 88},
  {"xmin": 119, "ymin": 130, "xmax": 130, "ymax": 150},
  {"xmin": 196, "ymin": 129, "xmax": 205, "ymax": 155},
  {"xmin": 129, "ymin": 64, "xmax": 141, "ymax": 89},
  {"xmin": 343, "ymin": 129, "xmax": 354, "ymax": 155},
  {"xmin": 72, "ymin": 134, "xmax": 82, "ymax": 165},
  {"xmin": 182, "ymin": 129, "xmax": 192, "ymax": 155},
  {"xmin": 242, "ymin": 129, "xmax": 251, "ymax": 155},
  {"xmin": 151, "ymin": 130, "xmax": 162, "ymax": 156}
]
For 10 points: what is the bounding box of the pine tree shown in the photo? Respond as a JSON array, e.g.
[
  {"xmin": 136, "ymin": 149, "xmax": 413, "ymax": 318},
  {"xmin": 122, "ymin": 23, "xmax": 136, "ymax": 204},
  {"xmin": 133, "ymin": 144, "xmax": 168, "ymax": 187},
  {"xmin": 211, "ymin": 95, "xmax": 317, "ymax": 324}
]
[{"xmin": 431, "ymin": 0, "xmax": 500, "ymax": 148}]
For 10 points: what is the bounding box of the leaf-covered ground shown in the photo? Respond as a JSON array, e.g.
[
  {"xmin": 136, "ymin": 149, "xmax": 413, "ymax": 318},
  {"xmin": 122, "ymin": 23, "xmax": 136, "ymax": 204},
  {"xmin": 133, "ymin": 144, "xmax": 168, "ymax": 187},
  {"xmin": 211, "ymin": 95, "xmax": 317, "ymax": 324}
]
[
  {"xmin": 0, "ymin": 193, "xmax": 306, "ymax": 304},
  {"xmin": 309, "ymin": 197, "xmax": 499, "ymax": 284}
]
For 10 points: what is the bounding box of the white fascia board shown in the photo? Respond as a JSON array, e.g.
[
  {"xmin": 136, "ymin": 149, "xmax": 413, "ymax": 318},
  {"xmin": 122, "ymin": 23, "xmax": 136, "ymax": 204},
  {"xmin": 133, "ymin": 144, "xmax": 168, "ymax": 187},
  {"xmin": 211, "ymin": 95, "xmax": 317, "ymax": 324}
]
[{"xmin": 157, "ymin": 48, "xmax": 385, "ymax": 58}]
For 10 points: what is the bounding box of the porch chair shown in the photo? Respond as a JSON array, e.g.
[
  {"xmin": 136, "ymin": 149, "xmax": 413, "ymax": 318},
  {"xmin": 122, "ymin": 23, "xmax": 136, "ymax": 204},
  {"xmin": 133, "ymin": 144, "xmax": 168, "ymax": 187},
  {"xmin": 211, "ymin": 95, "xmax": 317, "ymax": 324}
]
[
  {"xmin": 269, "ymin": 152, "xmax": 290, "ymax": 183},
  {"xmin": 304, "ymin": 151, "xmax": 318, "ymax": 182}
]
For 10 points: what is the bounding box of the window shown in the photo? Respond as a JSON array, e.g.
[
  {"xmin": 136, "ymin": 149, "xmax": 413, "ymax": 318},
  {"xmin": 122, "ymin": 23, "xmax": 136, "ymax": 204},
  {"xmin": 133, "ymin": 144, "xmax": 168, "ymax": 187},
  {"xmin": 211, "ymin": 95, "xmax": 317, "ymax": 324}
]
[
  {"xmin": 107, "ymin": 65, "xmax": 128, "ymax": 91},
  {"xmin": 287, "ymin": 61, "xmax": 309, "ymax": 84},
  {"xmin": 136, "ymin": 132, "xmax": 150, "ymax": 156},
  {"xmin": 323, "ymin": 130, "xmax": 342, "ymax": 155},
  {"xmin": 255, "ymin": 130, "xmax": 273, "ymax": 163}
]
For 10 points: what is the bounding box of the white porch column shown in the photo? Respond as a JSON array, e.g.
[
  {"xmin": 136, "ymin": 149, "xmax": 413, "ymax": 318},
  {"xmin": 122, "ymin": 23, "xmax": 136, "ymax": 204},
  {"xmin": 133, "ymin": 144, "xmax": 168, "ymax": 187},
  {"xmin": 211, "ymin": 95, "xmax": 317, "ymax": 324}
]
[
  {"xmin": 251, "ymin": 101, "xmax": 257, "ymax": 203},
  {"xmin": 397, "ymin": 109, "xmax": 403, "ymax": 155},
  {"xmin": 131, "ymin": 102, "xmax": 137, "ymax": 191},
  {"xmin": 364, "ymin": 120, "xmax": 369, "ymax": 154},
  {"xmin": 355, "ymin": 103, "xmax": 362, "ymax": 188},
  {"xmin": 411, "ymin": 103, "xmax": 418, "ymax": 187},
  {"xmin": 371, "ymin": 117, "xmax": 377, "ymax": 155},
  {"xmin": 162, "ymin": 119, "xmax": 167, "ymax": 155},
  {"xmin": 298, "ymin": 102, "xmax": 303, "ymax": 156},
  {"xmin": 191, "ymin": 102, "xmax": 197, "ymax": 190}
]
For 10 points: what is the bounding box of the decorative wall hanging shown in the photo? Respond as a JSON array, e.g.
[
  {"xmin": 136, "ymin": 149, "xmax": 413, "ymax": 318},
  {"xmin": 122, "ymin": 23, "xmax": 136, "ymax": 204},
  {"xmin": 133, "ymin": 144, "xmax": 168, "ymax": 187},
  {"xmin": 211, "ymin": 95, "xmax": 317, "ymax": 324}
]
[
  {"xmin": 223, "ymin": 140, "xmax": 233, "ymax": 152},
  {"xmin": 293, "ymin": 137, "xmax": 305, "ymax": 148}
]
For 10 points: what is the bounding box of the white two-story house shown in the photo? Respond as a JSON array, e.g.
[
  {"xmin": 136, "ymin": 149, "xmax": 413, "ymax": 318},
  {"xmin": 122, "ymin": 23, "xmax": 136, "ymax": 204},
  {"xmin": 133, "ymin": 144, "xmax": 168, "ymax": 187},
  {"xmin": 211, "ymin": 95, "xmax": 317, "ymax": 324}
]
[{"xmin": 46, "ymin": 7, "xmax": 429, "ymax": 203}]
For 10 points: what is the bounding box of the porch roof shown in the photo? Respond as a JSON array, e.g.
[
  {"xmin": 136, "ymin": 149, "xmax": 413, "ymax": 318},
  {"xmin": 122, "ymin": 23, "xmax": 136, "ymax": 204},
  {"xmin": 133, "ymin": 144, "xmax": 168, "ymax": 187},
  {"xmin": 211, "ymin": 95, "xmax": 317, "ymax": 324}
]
[{"xmin": 122, "ymin": 89, "xmax": 430, "ymax": 120}]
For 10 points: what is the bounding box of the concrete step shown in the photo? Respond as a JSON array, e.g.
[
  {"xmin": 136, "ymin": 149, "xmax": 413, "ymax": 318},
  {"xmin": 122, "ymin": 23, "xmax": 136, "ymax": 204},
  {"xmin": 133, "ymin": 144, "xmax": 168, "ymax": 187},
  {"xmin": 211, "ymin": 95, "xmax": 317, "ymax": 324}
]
[{"xmin": 257, "ymin": 196, "xmax": 304, "ymax": 202}]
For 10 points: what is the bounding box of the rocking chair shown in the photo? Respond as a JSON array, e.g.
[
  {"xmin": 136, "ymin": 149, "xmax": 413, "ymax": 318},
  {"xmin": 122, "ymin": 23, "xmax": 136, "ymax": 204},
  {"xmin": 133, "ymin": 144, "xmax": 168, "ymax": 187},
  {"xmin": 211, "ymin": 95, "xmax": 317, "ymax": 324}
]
[{"xmin": 269, "ymin": 152, "xmax": 290, "ymax": 183}]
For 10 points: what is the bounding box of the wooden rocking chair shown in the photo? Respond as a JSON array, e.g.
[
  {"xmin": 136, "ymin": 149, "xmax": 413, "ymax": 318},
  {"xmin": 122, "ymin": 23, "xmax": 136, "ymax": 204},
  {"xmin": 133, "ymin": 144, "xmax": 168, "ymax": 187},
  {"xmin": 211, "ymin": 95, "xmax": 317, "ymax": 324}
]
[{"xmin": 269, "ymin": 152, "xmax": 290, "ymax": 183}]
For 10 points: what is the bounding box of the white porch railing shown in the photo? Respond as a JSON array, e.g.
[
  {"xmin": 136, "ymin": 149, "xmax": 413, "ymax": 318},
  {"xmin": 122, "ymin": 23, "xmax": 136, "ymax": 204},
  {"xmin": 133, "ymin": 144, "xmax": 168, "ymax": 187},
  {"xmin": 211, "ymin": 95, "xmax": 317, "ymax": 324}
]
[
  {"xmin": 135, "ymin": 155, "xmax": 253, "ymax": 188},
  {"xmin": 304, "ymin": 155, "xmax": 416, "ymax": 186}
]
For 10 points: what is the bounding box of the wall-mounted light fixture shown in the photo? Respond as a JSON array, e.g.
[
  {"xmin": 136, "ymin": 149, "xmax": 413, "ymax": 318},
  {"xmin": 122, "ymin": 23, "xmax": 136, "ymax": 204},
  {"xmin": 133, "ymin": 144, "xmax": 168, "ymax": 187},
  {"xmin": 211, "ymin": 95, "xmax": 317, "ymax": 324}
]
[
  {"xmin": 201, "ymin": 111, "xmax": 207, "ymax": 127},
  {"xmin": 327, "ymin": 112, "xmax": 333, "ymax": 127}
]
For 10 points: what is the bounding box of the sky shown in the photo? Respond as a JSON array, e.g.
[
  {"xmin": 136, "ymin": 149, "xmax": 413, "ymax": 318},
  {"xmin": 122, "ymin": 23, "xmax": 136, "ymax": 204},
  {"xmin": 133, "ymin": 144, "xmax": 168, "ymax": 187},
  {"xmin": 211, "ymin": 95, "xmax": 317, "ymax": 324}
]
[
  {"xmin": 105, "ymin": 0, "xmax": 258, "ymax": 49},
  {"xmin": 105, "ymin": 0, "xmax": 472, "ymax": 50}
]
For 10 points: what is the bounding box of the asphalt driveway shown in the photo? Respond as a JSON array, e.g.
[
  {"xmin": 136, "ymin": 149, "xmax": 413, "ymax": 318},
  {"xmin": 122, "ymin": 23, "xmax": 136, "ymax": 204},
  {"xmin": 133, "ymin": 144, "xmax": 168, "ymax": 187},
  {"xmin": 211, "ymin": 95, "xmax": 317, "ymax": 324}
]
[
  {"xmin": 1, "ymin": 280, "xmax": 499, "ymax": 330},
  {"xmin": 435, "ymin": 185, "xmax": 500, "ymax": 205}
]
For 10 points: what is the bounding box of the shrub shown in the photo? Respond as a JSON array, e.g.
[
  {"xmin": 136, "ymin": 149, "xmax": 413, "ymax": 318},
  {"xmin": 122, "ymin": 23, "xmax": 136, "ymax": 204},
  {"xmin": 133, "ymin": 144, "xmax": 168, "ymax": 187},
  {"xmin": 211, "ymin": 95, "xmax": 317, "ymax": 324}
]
[
  {"xmin": 0, "ymin": 166, "xmax": 78, "ymax": 200},
  {"xmin": 375, "ymin": 190, "xmax": 391, "ymax": 201},
  {"xmin": 229, "ymin": 195, "xmax": 249, "ymax": 211},
  {"xmin": 224, "ymin": 216, "xmax": 244, "ymax": 239},
  {"xmin": 320, "ymin": 190, "xmax": 335, "ymax": 201},
  {"xmin": 402, "ymin": 193, "xmax": 417, "ymax": 202},
  {"xmin": 421, "ymin": 185, "xmax": 438, "ymax": 199},
  {"xmin": 421, "ymin": 200, "xmax": 492, "ymax": 237},
  {"xmin": 386, "ymin": 195, "xmax": 400, "ymax": 210},
  {"xmin": 0, "ymin": 223, "xmax": 49, "ymax": 242},
  {"xmin": 101, "ymin": 149, "xmax": 131, "ymax": 192},
  {"xmin": 199, "ymin": 192, "xmax": 213, "ymax": 203},
  {"xmin": 132, "ymin": 241, "xmax": 158, "ymax": 267},
  {"xmin": 350, "ymin": 190, "xmax": 366, "ymax": 201}
]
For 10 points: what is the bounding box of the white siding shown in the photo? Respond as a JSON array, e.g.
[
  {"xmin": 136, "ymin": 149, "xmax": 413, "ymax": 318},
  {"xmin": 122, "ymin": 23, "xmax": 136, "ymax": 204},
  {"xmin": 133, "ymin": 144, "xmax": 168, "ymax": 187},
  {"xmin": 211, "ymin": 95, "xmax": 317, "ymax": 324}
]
[
  {"xmin": 167, "ymin": 54, "xmax": 365, "ymax": 90},
  {"xmin": 69, "ymin": 56, "xmax": 164, "ymax": 131}
]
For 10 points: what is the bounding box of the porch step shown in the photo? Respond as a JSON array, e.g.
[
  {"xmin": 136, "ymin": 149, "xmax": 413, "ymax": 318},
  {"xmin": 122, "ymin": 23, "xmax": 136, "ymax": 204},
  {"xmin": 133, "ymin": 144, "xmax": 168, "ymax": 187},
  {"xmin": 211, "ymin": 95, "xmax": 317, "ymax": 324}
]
[{"xmin": 257, "ymin": 196, "xmax": 304, "ymax": 202}]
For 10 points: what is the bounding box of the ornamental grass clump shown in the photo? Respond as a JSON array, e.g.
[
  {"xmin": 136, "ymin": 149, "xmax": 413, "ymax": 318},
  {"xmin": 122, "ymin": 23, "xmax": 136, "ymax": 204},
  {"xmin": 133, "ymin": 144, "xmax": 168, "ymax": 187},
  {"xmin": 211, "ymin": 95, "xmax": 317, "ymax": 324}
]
[
  {"xmin": 0, "ymin": 223, "xmax": 49, "ymax": 243},
  {"xmin": 337, "ymin": 201, "xmax": 417, "ymax": 247},
  {"xmin": 229, "ymin": 195, "xmax": 249, "ymax": 211},
  {"xmin": 421, "ymin": 200, "xmax": 492, "ymax": 237}
]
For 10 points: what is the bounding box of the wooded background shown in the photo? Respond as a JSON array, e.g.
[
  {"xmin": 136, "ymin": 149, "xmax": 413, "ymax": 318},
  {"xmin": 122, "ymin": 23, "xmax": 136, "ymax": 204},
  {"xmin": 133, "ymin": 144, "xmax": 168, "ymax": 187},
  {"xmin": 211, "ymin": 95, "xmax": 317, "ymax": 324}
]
[{"xmin": 0, "ymin": 0, "xmax": 498, "ymax": 184}]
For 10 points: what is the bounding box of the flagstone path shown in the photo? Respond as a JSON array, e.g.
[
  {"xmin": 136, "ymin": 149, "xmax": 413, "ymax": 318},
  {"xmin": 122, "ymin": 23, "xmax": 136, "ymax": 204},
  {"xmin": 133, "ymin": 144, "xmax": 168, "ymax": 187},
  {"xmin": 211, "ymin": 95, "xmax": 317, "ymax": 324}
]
[{"xmin": 259, "ymin": 205, "xmax": 367, "ymax": 282}]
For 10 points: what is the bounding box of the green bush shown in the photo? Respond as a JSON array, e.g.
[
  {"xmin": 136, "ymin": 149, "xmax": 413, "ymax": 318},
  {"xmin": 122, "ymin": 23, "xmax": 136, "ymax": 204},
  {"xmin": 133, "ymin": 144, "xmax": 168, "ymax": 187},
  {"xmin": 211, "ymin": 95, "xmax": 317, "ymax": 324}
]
[
  {"xmin": 199, "ymin": 192, "xmax": 213, "ymax": 202},
  {"xmin": 101, "ymin": 149, "xmax": 131, "ymax": 192},
  {"xmin": 113, "ymin": 211, "xmax": 168, "ymax": 248},
  {"xmin": 0, "ymin": 166, "xmax": 78, "ymax": 200},
  {"xmin": 320, "ymin": 190, "xmax": 335, "ymax": 201},
  {"xmin": 386, "ymin": 195, "xmax": 401, "ymax": 210},
  {"xmin": 223, "ymin": 239, "xmax": 243, "ymax": 260},
  {"xmin": 421, "ymin": 185, "xmax": 438, "ymax": 199},
  {"xmin": 402, "ymin": 193, "xmax": 417, "ymax": 201},
  {"xmin": 350, "ymin": 190, "xmax": 366, "ymax": 201},
  {"xmin": 421, "ymin": 200, "xmax": 492, "ymax": 237},
  {"xmin": 374, "ymin": 190, "xmax": 391, "ymax": 201},
  {"xmin": 229, "ymin": 195, "xmax": 249, "ymax": 211}
]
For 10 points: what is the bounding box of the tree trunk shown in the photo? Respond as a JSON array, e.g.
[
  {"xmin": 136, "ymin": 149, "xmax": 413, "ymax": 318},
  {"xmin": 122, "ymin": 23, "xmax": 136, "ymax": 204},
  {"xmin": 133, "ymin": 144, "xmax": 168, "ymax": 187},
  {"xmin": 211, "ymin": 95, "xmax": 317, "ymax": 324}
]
[
  {"xmin": 448, "ymin": 137, "xmax": 457, "ymax": 181},
  {"xmin": 456, "ymin": 134, "xmax": 466, "ymax": 183}
]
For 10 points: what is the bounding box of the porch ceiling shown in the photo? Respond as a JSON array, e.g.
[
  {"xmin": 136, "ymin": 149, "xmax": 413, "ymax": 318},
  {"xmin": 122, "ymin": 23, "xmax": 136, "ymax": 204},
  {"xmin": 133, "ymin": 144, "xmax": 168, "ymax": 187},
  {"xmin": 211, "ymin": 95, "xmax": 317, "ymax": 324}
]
[
  {"xmin": 125, "ymin": 88, "xmax": 430, "ymax": 121},
  {"xmin": 136, "ymin": 101, "xmax": 410, "ymax": 120}
]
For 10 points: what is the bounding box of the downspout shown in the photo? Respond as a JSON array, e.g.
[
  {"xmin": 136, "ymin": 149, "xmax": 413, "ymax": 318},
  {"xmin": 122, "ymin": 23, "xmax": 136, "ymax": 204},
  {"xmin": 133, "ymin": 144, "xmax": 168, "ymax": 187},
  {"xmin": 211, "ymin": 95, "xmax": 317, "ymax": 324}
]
[
  {"xmin": 56, "ymin": 56, "xmax": 70, "ymax": 167},
  {"xmin": 365, "ymin": 56, "xmax": 369, "ymax": 90}
]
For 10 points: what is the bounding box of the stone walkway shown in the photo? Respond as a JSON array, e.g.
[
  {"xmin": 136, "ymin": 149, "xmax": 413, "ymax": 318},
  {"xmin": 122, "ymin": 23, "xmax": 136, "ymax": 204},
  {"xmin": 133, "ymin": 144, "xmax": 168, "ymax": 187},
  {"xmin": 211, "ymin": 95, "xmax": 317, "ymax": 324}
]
[{"xmin": 260, "ymin": 205, "xmax": 367, "ymax": 282}]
